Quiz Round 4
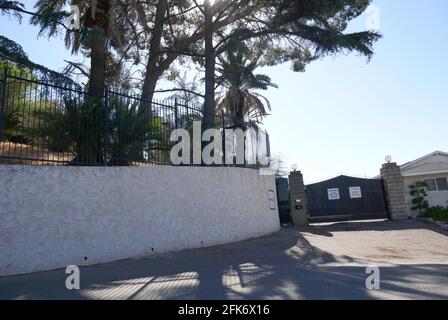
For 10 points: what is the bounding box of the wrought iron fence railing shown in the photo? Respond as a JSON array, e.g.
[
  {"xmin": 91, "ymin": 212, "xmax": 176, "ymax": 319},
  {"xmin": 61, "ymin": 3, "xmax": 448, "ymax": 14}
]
[{"xmin": 0, "ymin": 68, "xmax": 270, "ymax": 168}]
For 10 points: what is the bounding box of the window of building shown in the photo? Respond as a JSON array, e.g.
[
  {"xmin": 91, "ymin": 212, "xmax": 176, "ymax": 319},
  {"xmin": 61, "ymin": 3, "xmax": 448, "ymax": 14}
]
[
  {"xmin": 436, "ymin": 177, "xmax": 448, "ymax": 191},
  {"xmin": 424, "ymin": 179, "xmax": 437, "ymax": 192},
  {"xmin": 424, "ymin": 177, "xmax": 448, "ymax": 191}
]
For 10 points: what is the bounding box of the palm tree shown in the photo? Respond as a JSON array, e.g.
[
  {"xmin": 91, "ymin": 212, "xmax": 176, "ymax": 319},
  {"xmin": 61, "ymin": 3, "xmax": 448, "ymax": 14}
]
[
  {"xmin": 216, "ymin": 41, "xmax": 278, "ymax": 126},
  {"xmin": 31, "ymin": 0, "xmax": 145, "ymax": 97},
  {"xmin": 31, "ymin": 0, "xmax": 104, "ymax": 96}
]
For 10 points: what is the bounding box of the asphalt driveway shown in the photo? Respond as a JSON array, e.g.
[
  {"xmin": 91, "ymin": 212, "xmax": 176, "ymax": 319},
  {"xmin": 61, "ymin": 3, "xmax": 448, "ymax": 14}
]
[{"xmin": 1, "ymin": 219, "xmax": 447, "ymax": 300}]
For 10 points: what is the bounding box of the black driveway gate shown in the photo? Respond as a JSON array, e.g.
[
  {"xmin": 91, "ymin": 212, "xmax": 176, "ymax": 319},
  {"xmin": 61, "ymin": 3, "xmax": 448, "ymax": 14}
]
[{"xmin": 306, "ymin": 175, "xmax": 389, "ymax": 223}]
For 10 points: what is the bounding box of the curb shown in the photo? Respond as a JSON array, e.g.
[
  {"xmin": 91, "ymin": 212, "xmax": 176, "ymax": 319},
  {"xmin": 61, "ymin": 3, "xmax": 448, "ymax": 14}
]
[{"xmin": 416, "ymin": 217, "xmax": 448, "ymax": 230}]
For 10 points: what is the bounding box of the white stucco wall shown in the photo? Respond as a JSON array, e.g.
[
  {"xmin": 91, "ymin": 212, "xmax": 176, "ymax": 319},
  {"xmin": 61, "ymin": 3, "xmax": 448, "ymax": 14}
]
[
  {"xmin": 404, "ymin": 173, "xmax": 448, "ymax": 217},
  {"xmin": 0, "ymin": 165, "xmax": 280, "ymax": 276}
]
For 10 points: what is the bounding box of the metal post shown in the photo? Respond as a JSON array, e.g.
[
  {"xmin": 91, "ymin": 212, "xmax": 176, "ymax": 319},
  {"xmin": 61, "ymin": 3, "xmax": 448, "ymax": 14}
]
[
  {"xmin": 255, "ymin": 125, "xmax": 259, "ymax": 167},
  {"xmin": 103, "ymin": 85, "xmax": 109, "ymax": 166},
  {"xmin": 174, "ymin": 98, "xmax": 179, "ymax": 129},
  {"xmin": 266, "ymin": 132, "xmax": 271, "ymax": 165},
  {"xmin": 221, "ymin": 111, "xmax": 226, "ymax": 166},
  {"xmin": 0, "ymin": 68, "xmax": 7, "ymax": 143}
]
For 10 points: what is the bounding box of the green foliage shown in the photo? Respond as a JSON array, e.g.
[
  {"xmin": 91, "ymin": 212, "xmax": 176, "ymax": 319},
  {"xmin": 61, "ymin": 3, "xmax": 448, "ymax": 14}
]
[
  {"xmin": 30, "ymin": 0, "xmax": 146, "ymax": 90},
  {"xmin": 1, "ymin": 0, "xmax": 383, "ymax": 155},
  {"xmin": 33, "ymin": 95, "xmax": 172, "ymax": 165},
  {"xmin": 0, "ymin": 59, "xmax": 38, "ymax": 143},
  {"xmin": 0, "ymin": 36, "xmax": 77, "ymax": 87},
  {"xmin": 215, "ymin": 0, "xmax": 381, "ymax": 73},
  {"xmin": 216, "ymin": 41, "xmax": 277, "ymax": 124},
  {"xmin": 409, "ymin": 181, "xmax": 429, "ymax": 216},
  {"xmin": 32, "ymin": 99, "xmax": 76, "ymax": 153},
  {"xmin": 108, "ymin": 99, "xmax": 166, "ymax": 165},
  {"xmin": 0, "ymin": 1, "xmax": 23, "ymax": 20},
  {"xmin": 5, "ymin": 0, "xmax": 382, "ymax": 110},
  {"xmin": 34, "ymin": 97, "xmax": 105, "ymax": 164},
  {"xmin": 425, "ymin": 206, "xmax": 448, "ymax": 222}
]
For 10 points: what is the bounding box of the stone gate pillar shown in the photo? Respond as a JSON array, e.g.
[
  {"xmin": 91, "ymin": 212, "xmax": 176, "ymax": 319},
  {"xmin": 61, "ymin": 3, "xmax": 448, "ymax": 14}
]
[
  {"xmin": 380, "ymin": 162, "xmax": 408, "ymax": 220},
  {"xmin": 289, "ymin": 170, "xmax": 309, "ymax": 227}
]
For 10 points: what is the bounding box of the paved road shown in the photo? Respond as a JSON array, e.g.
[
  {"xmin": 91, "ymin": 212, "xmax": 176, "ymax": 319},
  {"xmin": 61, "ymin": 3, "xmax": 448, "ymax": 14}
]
[{"xmin": 1, "ymin": 220, "xmax": 448, "ymax": 300}]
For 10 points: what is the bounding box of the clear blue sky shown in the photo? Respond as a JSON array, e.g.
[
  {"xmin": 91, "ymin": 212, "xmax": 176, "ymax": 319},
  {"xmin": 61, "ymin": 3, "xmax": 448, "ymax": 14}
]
[{"xmin": 1, "ymin": 0, "xmax": 447, "ymax": 182}]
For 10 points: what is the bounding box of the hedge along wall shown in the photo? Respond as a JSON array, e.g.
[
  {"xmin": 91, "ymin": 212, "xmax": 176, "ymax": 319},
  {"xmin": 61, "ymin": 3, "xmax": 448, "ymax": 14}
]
[{"xmin": 0, "ymin": 166, "xmax": 280, "ymax": 276}]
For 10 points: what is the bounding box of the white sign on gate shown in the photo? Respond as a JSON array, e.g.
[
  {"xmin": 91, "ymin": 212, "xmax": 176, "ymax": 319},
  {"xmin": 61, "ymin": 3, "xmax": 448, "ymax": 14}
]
[
  {"xmin": 327, "ymin": 188, "xmax": 340, "ymax": 200},
  {"xmin": 349, "ymin": 186, "xmax": 362, "ymax": 199}
]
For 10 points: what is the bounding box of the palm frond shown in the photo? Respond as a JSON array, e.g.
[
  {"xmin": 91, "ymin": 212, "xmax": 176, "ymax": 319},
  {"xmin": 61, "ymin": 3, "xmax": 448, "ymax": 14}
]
[{"xmin": 216, "ymin": 41, "xmax": 277, "ymax": 123}]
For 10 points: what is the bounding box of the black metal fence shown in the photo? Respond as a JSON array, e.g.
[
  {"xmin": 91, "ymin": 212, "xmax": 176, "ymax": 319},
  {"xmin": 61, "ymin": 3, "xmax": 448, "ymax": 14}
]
[{"xmin": 0, "ymin": 67, "xmax": 270, "ymax": 167}]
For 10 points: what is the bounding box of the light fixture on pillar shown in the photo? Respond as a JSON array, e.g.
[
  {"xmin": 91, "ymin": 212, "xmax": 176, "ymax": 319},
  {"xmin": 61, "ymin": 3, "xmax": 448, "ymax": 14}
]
[
  {"xmin": 385, "ymin": 155, "xmax": 392, "ymax": 163},
  {"xmin": 291, "ymin": 163, "xmax": 298, "ymax": 172}
]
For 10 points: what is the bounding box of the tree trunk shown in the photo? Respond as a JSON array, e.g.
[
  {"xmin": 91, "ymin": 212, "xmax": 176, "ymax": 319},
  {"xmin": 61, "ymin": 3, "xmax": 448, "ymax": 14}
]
[
  {"xmin": 88, "ymin": 26, "xmax": 107, "ymax": 97},
  {"xmin": 141, "ymin": 68, "xmax": 162, "ymax": 105},
  {"xmin": 202, "ymin": 0, "xmax": 216, "ymax": 131},
  {"xmin": 141, "ymin": 0, "xmax": 168, "ymax": 104},
  {"xmin": 235, "ymin": 91, "xmax": 245, "ymax": 127},
  {"xmin": 139, "ymin": 2, "xmax": 255, "ymax": 111}
]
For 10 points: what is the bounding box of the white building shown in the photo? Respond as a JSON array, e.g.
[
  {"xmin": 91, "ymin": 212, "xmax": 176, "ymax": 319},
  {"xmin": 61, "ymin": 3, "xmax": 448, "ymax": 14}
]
[{"xmin": 401, "ymin": 151, "xmax": 448, "ymax": 217}]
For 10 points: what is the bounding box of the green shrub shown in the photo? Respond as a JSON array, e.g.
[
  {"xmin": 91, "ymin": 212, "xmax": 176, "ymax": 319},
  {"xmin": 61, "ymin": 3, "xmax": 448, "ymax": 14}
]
[
  {"xmin": 34, "ymin": 96, "xmax": 170, "ymax": 165},
  {"xmin": 34, "ymin": 97, "xmax": 104, "ymax": 164},
  {"xmin": 425, "ymin": 206, "xmax": 448, "ymax": 222},
  {"xmin": 0, "ymin": 60, "xmax": 37, "ymax": 143},
  {"xmin": 409, "ymin": 182, "xmax": 429, "ymax": 216}
]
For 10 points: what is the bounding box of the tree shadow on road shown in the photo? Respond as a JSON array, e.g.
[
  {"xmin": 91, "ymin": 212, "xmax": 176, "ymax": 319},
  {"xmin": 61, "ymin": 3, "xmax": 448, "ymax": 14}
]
[
  {"xmin": 1, "ymin": 225, "xmax": 447, "ymax": 300},
  {"xmin": 307, "ymin": 219, "xmax": 448, "ymax": 237}
]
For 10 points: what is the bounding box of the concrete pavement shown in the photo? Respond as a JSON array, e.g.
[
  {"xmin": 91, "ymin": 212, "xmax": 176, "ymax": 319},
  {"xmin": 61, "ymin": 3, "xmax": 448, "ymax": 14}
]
[{"xmin": 1, "ymin": 219, "xmax": 447, "ymax": 300}]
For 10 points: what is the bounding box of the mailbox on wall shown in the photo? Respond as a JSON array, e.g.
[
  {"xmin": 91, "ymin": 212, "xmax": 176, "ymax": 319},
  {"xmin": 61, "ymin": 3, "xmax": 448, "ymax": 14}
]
[{"xmin": 295, "ymin": 199, "xmax": 303, "ymax": 210}]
